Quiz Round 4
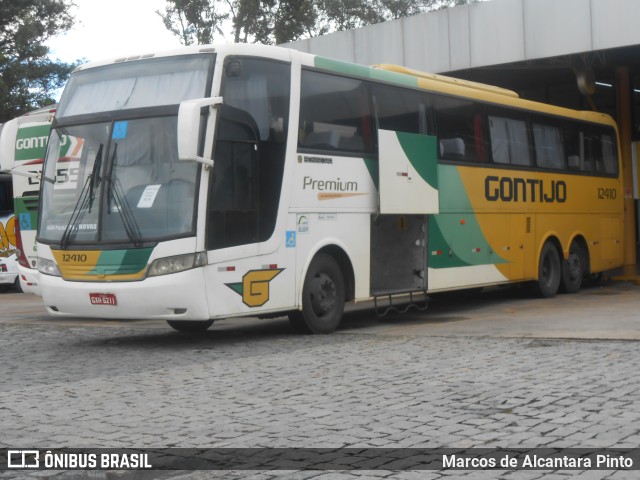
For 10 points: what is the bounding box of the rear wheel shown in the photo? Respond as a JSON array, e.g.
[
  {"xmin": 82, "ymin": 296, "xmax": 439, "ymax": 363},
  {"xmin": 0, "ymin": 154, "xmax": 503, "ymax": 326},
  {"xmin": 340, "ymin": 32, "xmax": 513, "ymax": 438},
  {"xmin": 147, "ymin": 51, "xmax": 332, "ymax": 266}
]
[
  {"xmin": 560, "ymin": 241, "xmax": 585, "ymax": 293},
  {"xmin": 13, "ymin": 277, "xmax": 22, "ymax": 293},
  {"xmin": 166, "ymin": 320, "xmax": 214, "ymax": 332},
  {"xmin": 533, "ymin": 241, "xmax": 561, "ymax": 298},
  {"xmin": 289, "ymin": 254, "xmax": 345, "ymax": 334}
]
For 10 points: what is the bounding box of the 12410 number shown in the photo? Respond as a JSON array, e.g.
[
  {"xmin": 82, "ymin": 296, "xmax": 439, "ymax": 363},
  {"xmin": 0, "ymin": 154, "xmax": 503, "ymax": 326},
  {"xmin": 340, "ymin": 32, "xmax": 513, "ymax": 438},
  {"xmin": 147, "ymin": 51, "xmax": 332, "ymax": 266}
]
[
  {"xmin": 62, "ymin": 253, "xmax": 88, "ymax": 263},
  {"xmin": 597, "ymin": 188, "xmax": 617, "ymax": 200}
]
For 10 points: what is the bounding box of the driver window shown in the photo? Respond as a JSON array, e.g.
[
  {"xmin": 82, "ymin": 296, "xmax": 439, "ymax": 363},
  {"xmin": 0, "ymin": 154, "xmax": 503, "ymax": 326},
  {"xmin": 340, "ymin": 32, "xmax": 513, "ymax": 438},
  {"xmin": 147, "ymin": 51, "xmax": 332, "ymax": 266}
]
[{"xmin": 207, "ymin": 58, "xmax": 291, "ymax": 250}]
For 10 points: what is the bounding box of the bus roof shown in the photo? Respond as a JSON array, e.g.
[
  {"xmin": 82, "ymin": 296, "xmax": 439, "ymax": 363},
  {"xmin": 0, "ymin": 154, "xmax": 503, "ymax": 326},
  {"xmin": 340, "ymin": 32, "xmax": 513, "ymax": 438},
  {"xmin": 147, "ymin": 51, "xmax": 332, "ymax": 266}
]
[
  {"xmin": 372, "ymin": 64, "xmax": 520, "ymax": 98},
  {"xmin": 69, "ymin": 43, "xmax": 616, "ymax": 129}
]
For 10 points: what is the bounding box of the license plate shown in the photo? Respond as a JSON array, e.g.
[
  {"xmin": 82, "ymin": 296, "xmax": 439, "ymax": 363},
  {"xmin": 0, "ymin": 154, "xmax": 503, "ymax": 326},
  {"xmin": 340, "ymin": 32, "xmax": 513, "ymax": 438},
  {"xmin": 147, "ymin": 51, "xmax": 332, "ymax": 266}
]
[{"xmin": 89, "ymin": 293, "xmax": 117, "ymax": 306}]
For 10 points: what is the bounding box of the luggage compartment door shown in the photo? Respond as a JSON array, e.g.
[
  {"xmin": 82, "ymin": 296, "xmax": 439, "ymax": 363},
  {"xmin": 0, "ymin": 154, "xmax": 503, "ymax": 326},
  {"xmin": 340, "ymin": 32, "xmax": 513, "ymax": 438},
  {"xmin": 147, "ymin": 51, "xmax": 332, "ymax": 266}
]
[{"xmin": 378, "ymin": 129, "xmax": 439, "ymax": 215}]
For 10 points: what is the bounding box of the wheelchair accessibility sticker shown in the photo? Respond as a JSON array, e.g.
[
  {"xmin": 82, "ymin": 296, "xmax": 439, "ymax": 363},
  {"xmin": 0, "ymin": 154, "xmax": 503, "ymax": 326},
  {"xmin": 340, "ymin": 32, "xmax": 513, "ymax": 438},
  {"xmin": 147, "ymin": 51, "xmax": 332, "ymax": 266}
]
[{"xmin": 286, "ymin": 231, "xmax": 296, "ymax": 248}]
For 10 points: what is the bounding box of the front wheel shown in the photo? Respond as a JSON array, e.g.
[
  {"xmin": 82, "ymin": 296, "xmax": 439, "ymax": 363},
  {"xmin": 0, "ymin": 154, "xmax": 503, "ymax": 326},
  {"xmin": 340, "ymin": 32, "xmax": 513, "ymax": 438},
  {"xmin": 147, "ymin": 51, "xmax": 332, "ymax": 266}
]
[
  {"xmin": 166, "ymin": 320, "xmax": 214, "ymax": 332},
  {"xmin": 289, "ymin": 254, "xmax": 345, "ymax": 334},
  {"xmin": 532, "ymin": 241, "xmax": 561, "ymax": 298},
  {"xmin": 560, "ymin": 242, "xmax": 585, "ymax": 293}
]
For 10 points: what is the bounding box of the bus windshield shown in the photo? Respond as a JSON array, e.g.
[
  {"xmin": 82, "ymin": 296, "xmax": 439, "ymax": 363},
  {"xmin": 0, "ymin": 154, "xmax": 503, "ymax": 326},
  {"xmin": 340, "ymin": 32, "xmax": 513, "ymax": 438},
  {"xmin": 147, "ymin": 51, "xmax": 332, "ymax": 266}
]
[
  {"xmin": 39, "ymin": 116, "xmax": 199, "ymax": 246},
  {"xmin": 38, "ymin": 54, "xmax": 213, "ymax": 247},
  {"xmin": 56, "ymin": 56, "xmax": 211, "ymax": 118}
]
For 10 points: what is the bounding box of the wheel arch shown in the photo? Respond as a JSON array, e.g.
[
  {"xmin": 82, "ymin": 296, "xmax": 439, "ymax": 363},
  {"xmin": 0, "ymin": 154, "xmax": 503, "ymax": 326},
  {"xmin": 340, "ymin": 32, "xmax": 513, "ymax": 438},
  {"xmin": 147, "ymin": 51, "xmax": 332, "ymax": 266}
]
[
  {"xmin": 317, "ymin": 244, "xmax": 355, "ymax": 302},
  {"xmin": 297, "ymin": 241, "xmax": 356, "ymax": 306},
  {"xmin": 535, "ymin": 234, "xmax": 563, "ymax": 280}
]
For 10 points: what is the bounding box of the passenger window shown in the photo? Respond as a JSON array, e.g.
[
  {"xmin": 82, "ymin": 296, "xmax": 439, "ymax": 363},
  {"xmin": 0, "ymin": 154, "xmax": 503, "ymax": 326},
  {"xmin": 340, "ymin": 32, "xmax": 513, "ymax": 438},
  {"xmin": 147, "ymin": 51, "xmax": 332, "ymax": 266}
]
[
  {"xmin": 593, "ymin": 132, "xmax": 618, "ymax": 175},
  {"xmin": 533, "ymin": 122, "xmax": 564, "ymax": 169},
  {"xmin": 563, "ymin": 124, "xmax": 618, "ymax": 176},
  {"xmin": 372, "ymin": 84, "xmax": 431, "ymax": 135},
  {"xmin": 564, "ymin": 125, "xmax": 584, "ymax": 172},
  {"xmin": 0, "ymin": 177, "xmax": 12, "ymax": 213},
  {"xmin": 488, "ymin": 115, "xmax": 531, "ymax": 166},
  {"xmin": 299, "ymin": 70, "xmax": 374, "ymax": 155},
  {"xmin": 434, "ymin": 96, "xmax": 488, "ymax": 163}
]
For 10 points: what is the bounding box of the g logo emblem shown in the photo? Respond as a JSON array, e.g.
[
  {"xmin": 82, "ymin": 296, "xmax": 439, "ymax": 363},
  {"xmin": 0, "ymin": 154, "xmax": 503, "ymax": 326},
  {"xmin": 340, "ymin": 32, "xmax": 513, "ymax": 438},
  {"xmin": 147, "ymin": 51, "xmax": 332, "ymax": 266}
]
[{"xmin": 226, "ymin": 269, "xmax": 284, "ymax": 307}]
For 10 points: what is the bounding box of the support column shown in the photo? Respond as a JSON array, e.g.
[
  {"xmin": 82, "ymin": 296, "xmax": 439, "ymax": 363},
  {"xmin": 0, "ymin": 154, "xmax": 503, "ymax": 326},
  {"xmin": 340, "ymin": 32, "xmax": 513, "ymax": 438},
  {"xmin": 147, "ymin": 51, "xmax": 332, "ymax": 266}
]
[{"xmin": 615, "ymin": 67, "xmax": 637, "ymax": 269}]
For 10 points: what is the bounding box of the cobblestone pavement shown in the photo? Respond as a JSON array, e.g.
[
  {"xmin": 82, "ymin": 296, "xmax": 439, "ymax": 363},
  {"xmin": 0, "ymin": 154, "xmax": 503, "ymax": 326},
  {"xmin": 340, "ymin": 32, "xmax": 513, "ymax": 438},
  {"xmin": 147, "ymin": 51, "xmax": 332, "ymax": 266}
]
[{"xmin": 1, "ymin": 286, "xmax": 640, "ymax": 480}]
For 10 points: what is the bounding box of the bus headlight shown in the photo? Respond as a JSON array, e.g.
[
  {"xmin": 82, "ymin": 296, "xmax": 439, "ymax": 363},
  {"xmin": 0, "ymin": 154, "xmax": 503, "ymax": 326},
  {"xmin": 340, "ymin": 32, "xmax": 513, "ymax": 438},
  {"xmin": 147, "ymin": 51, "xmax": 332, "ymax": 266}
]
[
  {"xmin": 38, "ymin": 257, "xmax": 61, "ymax": 277},
  {"xmin": 147, "ymin": 252, "xmax": 208, "ymax": 277}
]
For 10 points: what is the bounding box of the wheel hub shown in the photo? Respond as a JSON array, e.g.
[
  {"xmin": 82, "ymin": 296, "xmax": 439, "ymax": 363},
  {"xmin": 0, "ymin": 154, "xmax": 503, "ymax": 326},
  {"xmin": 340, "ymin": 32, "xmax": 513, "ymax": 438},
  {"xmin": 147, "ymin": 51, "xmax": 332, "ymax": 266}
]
[{"xmin": 310, "ymin": 273, "xmax": 336, "ymax": 317}]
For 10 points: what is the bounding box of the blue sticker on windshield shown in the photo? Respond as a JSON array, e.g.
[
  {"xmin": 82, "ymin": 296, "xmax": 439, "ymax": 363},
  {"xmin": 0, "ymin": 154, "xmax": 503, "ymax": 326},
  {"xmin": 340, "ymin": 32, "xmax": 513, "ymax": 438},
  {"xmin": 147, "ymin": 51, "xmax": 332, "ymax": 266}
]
[{"xmin": 112, "ymin": 121, "xmax": 128, "ymax": 139}]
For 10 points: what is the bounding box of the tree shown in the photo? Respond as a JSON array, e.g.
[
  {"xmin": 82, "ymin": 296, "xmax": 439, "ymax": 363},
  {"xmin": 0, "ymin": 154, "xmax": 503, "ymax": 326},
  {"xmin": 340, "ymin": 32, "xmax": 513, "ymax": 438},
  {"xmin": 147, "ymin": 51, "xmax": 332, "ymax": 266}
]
[
  {"xmin": 0, "ymin": 0, "xmax": 78, "ymax": 123},
  {"xmin": 157, "ymin": 0, "xmax": 229, "ymax": 46},
  {"xmin": 157, "ymin": 0, "xmax": 479, "ymax": 47}
]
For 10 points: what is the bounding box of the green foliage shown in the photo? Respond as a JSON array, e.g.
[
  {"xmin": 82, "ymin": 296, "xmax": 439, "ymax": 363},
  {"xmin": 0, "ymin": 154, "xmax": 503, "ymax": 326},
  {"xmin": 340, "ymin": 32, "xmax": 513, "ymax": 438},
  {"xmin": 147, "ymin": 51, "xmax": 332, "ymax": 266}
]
[
  {"xmin": 0, "ymin": 0, "xmax": 78, "ymax": 122},
  {"xmin": 157, "ymin": 0, "xmax": 478, "ymax": 46},
  {"xmin": 157, "ymin": 0, "xmax": 229, "ymax": 46}
]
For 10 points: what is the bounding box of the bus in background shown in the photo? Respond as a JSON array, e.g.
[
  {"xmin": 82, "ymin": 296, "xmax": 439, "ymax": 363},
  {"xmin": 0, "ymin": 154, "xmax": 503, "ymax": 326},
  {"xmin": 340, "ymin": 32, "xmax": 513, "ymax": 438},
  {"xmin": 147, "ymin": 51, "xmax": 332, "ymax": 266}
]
[
  {"xmin": 0, "ymin": 170, "xmax": 20, "ymax": 289},
  {"xmin": 35, "ymin": 44, "xmax": 623, "ymax": 332},
  {"xmin": 0, "ymin": 105, "xmax": 56, "ymax": 294},
  {"xmin": 1, "ymin": 122, "xmax": 20, "ymax": 291}
]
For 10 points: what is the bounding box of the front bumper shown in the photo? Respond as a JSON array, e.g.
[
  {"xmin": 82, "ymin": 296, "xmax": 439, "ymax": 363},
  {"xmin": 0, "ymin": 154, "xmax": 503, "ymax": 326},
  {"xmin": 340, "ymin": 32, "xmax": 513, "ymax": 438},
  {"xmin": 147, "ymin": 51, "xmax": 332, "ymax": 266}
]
[{"xmin": 39, "ymin": 267, "xmax": 211, "ymax": 320}]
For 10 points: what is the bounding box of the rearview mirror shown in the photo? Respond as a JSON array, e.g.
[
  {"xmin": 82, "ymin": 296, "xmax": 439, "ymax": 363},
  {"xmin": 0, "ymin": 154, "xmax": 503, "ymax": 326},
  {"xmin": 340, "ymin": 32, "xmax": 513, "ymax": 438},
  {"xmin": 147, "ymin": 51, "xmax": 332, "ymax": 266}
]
[{"xmin": 177, "ymin": 96, "xmax": 223, "ymax": 167}]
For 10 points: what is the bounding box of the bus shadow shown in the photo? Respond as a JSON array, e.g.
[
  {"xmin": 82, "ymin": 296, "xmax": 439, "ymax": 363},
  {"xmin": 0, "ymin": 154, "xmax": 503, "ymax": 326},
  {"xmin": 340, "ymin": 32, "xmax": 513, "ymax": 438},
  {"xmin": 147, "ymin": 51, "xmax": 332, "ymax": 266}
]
[
  {"xmin": 337, "ymin": 279, "xmax": 617, "ymax": 332},
  {"xmin": 79, "ymin": 279, "xmax": 618, "ymax": 351}
]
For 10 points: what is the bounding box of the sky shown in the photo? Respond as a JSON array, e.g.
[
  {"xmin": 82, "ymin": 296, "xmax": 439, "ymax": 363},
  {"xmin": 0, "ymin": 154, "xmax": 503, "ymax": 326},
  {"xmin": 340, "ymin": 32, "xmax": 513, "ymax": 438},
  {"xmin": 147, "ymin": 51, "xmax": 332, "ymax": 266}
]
[{"xmin": 46, "ymin": 0, "xmax": 185, "ymax": 64}]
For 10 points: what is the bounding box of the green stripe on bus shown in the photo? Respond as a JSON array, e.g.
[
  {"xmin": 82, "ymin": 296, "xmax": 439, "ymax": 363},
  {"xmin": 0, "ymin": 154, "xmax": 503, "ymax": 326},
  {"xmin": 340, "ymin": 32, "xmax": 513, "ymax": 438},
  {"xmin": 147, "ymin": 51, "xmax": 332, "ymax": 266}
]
[
  {"xmin": 314, "ymin": 57, "xmax": 419, "ymax": 88},
  {"xmin": 363, "ymin": 156, "xmax": 379, "ymax": 189},
  {"xmin": 428, "ymin": 216, "xmax": 470, "ymax": 268},
  {"xmin": 89, "ymin": 247, "xmax": 153, "ymax": 276},
  {"xmin": 429, "ymin": 166, "xmax": 507, "ymax": 269},
  {"xmin": 396, "ymin": 132, "xmax": 438, "ymax": 189}
]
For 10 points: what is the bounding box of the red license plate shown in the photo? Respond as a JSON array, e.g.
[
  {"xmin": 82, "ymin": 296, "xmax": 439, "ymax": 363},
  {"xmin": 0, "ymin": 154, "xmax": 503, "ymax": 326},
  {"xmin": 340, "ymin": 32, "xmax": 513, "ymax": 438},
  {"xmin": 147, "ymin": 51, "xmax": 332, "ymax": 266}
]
[{"xmin": 89, "ymin": 293, "xmax": 117, "ymax": 306}]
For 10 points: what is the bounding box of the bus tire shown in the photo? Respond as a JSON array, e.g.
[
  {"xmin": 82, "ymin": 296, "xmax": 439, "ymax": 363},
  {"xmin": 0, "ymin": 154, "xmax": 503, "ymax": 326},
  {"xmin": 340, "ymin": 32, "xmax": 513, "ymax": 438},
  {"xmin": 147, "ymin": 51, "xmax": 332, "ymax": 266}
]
[
  {"xmin": 533, "ymin": 241, "xmax": 561, "ymax": 298},
  {"xmin": 289, "ymin": 253, "xmax": 345, "ymax": 334},
  {"xmin": 166, "ymin": 320, "xmax": 214, "ymax": 332},
  {"xmin": 560, "ymin": 241, "xmax": 585, "ymax": 293}
]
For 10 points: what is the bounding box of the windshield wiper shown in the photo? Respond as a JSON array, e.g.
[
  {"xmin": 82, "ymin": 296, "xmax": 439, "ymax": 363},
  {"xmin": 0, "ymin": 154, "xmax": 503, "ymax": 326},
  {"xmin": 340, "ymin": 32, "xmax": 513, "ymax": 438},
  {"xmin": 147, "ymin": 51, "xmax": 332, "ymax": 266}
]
[
  {"xmin": 60, "ymin": 144, "xmax": 103, "ymax": 249},
  {"xmin": 106, "ymin": 178, "xmax": 142, "ymax": 247},
  {"xmin": 105, "ymin": 144, "xmax": 142, "ymax": 246}
]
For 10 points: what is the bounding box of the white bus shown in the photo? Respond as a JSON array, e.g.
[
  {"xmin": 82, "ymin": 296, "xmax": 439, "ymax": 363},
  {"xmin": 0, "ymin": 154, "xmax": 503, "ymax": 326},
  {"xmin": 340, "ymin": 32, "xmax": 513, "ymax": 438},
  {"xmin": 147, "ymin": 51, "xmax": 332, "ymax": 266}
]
[
  {"xmin": 0, "ymin": 106, "xmax": 56, "ymax": 294},
  {"xmin": 36, "ymin": 44, "xmax": 623, "ymax": 332}
]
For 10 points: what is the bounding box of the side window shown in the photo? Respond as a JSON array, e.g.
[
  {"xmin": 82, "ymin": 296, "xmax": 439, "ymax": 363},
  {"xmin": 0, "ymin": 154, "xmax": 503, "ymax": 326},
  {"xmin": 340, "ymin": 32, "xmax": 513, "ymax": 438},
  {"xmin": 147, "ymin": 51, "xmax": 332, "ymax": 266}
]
[
  {"xmin": 564, "ymin": 124, "xmax": 584, "ymax": 172},
  {"xmin": 0, "ymin": 177, "xmax": 12, "ymax": 213},
  {"xmin": 560, "ymin": 123, "xmax": 619, "ymax": 176},
  {"xmin": 488, "ymin": 114, "xmax": 531, "ymax": 166},
  {"xmin": 585, "ymin": 129, "xmax": 618, "ymax": 176},
  {"xmin": 372, "ymin": 84, "xmax": 431, "ymax": 135},
  {"xmin": 597, "ymin": 132, "xmax": 618, "ymax": 175},
  {"xmin": 434, "ymin": 96, "xmax": 488, "ymax": 163},
  {"xmin": 533, "ymin": 122, "xmax": 564, "ymax": 169},
  {"xmin": 299, "ymin": 70, "xmax": 374, "ymax": 154}
]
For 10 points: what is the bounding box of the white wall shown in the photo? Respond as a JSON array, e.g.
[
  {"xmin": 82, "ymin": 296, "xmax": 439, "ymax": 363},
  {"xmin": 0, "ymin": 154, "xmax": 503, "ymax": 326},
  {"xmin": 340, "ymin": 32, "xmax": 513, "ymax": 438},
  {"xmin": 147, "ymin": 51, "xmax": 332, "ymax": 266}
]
[{"xmin": 284, "ymin": 0, "xmax": 640, "ymax": 73}]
